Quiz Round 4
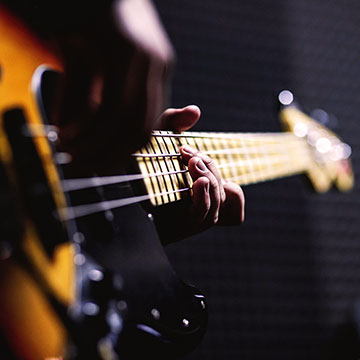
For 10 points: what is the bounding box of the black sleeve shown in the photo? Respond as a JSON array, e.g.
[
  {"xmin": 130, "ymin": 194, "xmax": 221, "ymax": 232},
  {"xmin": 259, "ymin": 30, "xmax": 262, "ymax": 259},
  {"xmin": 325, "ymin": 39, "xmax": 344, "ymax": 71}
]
[{"xmin": 1, "ymin": 0, "xmax": 112, "ymax": 37}]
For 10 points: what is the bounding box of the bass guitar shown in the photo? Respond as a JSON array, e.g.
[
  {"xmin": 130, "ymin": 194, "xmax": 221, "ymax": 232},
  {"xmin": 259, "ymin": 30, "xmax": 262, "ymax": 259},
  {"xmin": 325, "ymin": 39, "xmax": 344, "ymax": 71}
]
[{"xmin": 0, "ymin": 5, "xmax": 354, "ymax": 360}]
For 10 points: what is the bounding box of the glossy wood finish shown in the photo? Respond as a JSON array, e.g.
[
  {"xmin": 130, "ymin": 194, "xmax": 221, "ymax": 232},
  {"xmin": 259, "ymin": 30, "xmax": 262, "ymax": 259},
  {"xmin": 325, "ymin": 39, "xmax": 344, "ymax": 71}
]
[{"xmin": 0, "ymin": 7, "xmax": 75, "ymax": 359}]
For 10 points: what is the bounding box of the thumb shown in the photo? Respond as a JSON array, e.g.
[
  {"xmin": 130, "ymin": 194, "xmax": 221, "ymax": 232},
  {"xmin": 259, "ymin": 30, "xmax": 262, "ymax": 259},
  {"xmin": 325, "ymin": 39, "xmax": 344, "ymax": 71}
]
[{"xmin": 158, "ymin": 105, "xmax": 201, "ymax": 131}]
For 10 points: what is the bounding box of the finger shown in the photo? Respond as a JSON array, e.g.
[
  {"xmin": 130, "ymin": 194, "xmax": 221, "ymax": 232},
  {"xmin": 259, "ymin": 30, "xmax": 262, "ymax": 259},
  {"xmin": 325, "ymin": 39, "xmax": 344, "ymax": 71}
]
[
  {"xmin": 191, "ymin": 177, "xmax": 211, "ymax": 224},
  {"xmin": 188, "ymin": 156, "xmax": 221, "ymax": 224},
  {"xmin": 218, "ymin": 180, "xmax": 245, "ymax": 225},
  {"xmin": 158, "ymin": 105, "xmax": 201, "ymax": 131},
  {"xmin": 181, "ymin": 145, "xmax": 226, "ymax": 203}
]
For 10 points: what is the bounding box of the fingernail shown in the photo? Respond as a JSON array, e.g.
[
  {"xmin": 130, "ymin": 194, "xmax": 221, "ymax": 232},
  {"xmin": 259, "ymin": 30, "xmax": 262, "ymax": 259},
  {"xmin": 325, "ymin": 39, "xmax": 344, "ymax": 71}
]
[
  {"xmin": 196, "ymin": 159, "xmax": 208, "ymax": 172},
  {"xmin": 182, "ymin": 145, "xmax": 196, "ymax": 155}
]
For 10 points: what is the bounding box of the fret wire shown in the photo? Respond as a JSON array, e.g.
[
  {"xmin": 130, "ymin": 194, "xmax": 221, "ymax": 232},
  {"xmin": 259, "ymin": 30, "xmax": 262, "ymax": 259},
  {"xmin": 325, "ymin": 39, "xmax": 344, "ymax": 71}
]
[
  {"xmin": 156, "ymin": 135, "xmax": 177, "ymax": 201},
  {"xmin": 251, "ymin": 137, "xmax": 265, "ymax": 181},
  {"xmin": 227, "ymin": 165, "xmax": 306, "ymax": 185},
  {"xmin": 62, "ymin": 151, "xmax": 310, "ymax": 192},
  {"xmin": 192, "ymin": 136, "xmax": 202, "ymax": 152},
  {"xmin": 142, "ymin": 145, "xmax": 161, "ymax": 206},
  {"xmin": 168, "ymin": 133, "xmax": 186, "ymax": 200},
  {"xmin": 165, "ymin": 132, "xmax": 182, "ymax": 201},
  {"xmin": 234, "ymin": 137, "xmax": 243, "ymax": 180},
  {"xmin": 214, "ymin": 154, "xmax": 309, "ymax": 179},
  {"xmin": 223, "ymin": 137, "xmax": 237, "ymax": 179},
  {"xmin": 206, "ymin": 135, "xmax": 219, "ymax": 175},
  {"xmin": 241, "ymin": 136, "xmax": 254, "ymax": 183},
  {"xmin": 149, "ymin": 139, "xmax": 171, "ymax": 204},
  {"xmin": 134, "ymin": 131, "xmax": 313, "ymax": 205},
  {"xmin": 208, "ymin": 135, "xmax": 225, "ymax": 178},
  {"xmin": 173, "ymin": 132, "xmax": 192, "ymax": 193},
  {"xmin": 260, "ymin": 142, "xmax": 272, "ymax": 179},
  {"xmin": 250, "ymin": 137, "xmax": 264, "ymax": 181},
  {"xmin": 183, "ymin": 134, "xmax": 195, "ymax": 190},
  {"xmin": 237, "ymin": 159, "xmax": 307, "ymax": 183},
  {"xmin": 154, "ymin": 135, "xmax": 172, "ymax": 202}
]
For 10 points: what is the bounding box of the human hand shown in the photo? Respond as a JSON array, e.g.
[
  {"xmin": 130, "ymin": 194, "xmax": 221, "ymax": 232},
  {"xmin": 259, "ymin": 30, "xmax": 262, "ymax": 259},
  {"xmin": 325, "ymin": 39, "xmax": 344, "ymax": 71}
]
[
  {"xmin": 155, "ymin": 105, "xmax": 245, "ymax": 243},
  {"xmin": 56, "ymin": 0, "xmax": 174, "ymax": 173}
]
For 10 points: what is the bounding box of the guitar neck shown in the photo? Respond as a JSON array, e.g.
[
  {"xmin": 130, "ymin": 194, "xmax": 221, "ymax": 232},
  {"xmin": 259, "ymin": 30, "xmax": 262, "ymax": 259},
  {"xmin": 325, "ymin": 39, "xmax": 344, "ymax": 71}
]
[{"xmin": 134, "ymin": 130, "xmax": 312, "ymax": 206}]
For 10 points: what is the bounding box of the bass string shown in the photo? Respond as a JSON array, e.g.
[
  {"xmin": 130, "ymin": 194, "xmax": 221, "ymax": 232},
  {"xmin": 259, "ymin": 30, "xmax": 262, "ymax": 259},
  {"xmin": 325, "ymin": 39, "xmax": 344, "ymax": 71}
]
[
  {"xmin": 24, "ymin": 125, "xmax": 311, "ymax": 216},
  {"xmin": 132, "ymin": 142, "xmax": 308, "ymax": 158},
  {"xmin": 27, "ymin": 123, "xmax": 298, "ymax": 141},
  {"xmin": 1, "ymin": 146, "xmax": 307, "ymax": 197},
  {"xmin": 60, "ymin": 187, "xmax": 190, "ymax": 220},
  {"xmin": 60, "ymin": 156, "xmax": 310, "ymax": 221},
  {"xmin": 27, "ymin": 124, "xmax": 309, "ymax": 171},
  {"xmin": 27, "ymin": 124, "xmax": 305, "ymax": 155},
  {"xmin": 61, "ymin": 169, "xmax": 189, "ymax": 192},
  {"xmin": 61, "ymin": 151, "xmax": 310, "ymax": 192}
]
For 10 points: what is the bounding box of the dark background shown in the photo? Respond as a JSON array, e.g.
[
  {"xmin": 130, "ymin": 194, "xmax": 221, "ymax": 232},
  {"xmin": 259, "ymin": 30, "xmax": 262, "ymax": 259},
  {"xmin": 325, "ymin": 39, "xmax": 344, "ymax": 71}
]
[{"xmin": 154, "ymin": 1, "xmax": 360, "ymax": 359}]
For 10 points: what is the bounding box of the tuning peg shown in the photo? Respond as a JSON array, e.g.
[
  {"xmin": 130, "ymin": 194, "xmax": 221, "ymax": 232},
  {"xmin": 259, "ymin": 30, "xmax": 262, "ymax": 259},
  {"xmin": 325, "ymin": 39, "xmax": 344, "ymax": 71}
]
[
  {"xmin": 310, "ymin": 108, "xmax": 339, "ymax": 130},
  {"xmin": 278, "ymin": 89, "xmax": 295, "ymax": 106}
]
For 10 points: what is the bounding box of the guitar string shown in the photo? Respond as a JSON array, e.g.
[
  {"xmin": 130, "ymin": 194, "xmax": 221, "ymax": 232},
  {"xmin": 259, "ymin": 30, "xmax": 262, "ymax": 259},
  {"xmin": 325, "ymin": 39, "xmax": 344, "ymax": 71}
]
[
  {"xmin": 25, "ymin": 126, "xmax": 311, "ymax": 214},
  {"xmin": 27, "ymin": 125, "xmax": 306, "ymax": 151},
  {"xmin": 59, "ymin": 146, "xmax": 311, "ymax": 220},
  {"xmin": 27, "ymin": 124, "xmax": 300, "ymax": 140},
  {"xmin": 21, "ymin": 125, "xmax": 339, "ymax": 220},
  {"xmin": 131, "ymin": 142, "xmax": 309, "ymax": 158},
  {"xmin": 26, "ymin": 124, "xmax": 308, "ymax": 163},
  {"xmin": 61, "ymin": 169, "xmax": 189, "ymax": 191},
  {"xmin": 60, "ymin": 151, "xmax": 310, "ymax": 192},
  {"xmin": 150, "ymin": 131, "xmax": 301, "ymax": 140},
  {"xmin": 60, "ymin": 187, "xmax": 191, "ymax": 220},
  {"xmin": 0, "ymin": 151, "xmax": 302, "ymax": 199},
  {"xmin": 59, "ymin": 158, "xmax": 309, "ymax": 221}
]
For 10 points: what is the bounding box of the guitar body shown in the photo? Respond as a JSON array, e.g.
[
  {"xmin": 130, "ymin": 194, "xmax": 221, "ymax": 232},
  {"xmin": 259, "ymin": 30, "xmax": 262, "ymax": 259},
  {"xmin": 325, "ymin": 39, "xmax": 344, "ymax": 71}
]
[
  {"xmin": 0, "ymin": 6, "xmax": 75, "ymax": 360},
  {"xmin": 0, "ymin": 6, "xmax": 207, "ymax": 359}
]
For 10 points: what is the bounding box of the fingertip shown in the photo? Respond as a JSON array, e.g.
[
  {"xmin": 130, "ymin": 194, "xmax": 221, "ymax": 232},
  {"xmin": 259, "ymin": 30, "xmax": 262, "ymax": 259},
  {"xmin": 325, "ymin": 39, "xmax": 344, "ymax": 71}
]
[
  {"xmin": 167, "ymin": 105, "xmax": 201, "ymax": 131},
  {"xmin": 192, "ymin": 177, "xmax": 211, "ymax": 220},
  {"xmin": 183, "ymin": 104, "xmax": 201, "ymax": 119},
  {"xmin": 180, "ymin": 145, "xmax": 195, "ymax": 164}
]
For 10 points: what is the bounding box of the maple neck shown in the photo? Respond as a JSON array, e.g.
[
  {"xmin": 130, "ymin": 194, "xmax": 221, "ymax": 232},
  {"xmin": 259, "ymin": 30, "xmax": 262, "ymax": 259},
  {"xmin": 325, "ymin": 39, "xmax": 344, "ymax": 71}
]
[{"xmin": 134, "ymin": 130, "xmax": 312, "ymax": 206}]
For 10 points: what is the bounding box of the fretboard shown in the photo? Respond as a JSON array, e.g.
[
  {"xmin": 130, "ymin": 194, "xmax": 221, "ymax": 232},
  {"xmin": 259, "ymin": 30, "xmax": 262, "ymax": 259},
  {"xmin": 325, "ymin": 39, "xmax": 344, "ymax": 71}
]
[{"xmin": 134, "ymin": 130, "xmax": 312, "ymax": 206}]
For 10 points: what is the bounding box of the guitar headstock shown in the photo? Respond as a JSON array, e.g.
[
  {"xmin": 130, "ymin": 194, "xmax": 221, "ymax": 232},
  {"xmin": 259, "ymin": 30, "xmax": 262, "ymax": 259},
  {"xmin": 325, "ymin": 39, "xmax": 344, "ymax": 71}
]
[{"xmin": 278, "ymin": 90, "xmax": 354, "ymax": 193}]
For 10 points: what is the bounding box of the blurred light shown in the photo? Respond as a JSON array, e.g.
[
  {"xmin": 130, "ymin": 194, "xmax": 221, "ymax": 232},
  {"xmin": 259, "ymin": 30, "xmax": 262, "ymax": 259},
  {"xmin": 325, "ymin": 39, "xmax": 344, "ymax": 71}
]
[
  {"xmin": 278, "ymin": 90, "xmax": 294, "ymax": 105},
  {"xmin": 316, "ymin": 138, "xmax": 331, "ymax": 153},
  {"xmin": 294, "ymin": 123, "xmax": 308, "ymax": 137},
  {"xmin": 83, "ymin": 302, "xmax": 99, "ymax": 316}
]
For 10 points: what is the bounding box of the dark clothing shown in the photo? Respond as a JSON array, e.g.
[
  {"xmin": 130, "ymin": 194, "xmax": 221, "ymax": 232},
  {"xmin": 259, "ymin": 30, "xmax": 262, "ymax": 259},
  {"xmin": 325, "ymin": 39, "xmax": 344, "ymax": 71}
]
[{"xmin": 1, "ymin": 0, "xmax": 111, "ymax": 37}]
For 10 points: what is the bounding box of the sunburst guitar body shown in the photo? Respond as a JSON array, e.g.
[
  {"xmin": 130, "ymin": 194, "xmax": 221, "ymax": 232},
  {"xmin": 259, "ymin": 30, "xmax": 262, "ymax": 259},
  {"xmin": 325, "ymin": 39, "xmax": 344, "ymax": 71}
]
[{"xmin": 0, "ymin": 5, "xmax": 75, "ymax": 360}]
